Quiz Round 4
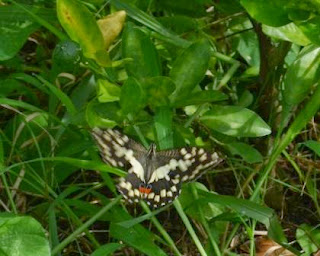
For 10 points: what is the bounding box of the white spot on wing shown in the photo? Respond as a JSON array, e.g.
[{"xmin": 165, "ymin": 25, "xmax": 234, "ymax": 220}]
[
  {"xmin": 180, "ymin": 148, "xmax": 187, "ymax": 155},
  {"xmin": 199, "ymin": 154, "xmax": 207, "ymax": 162},
  {"xmin": 148, "ymin": 192, "xmax": 155, "ymax": 199},
  {"xmin": 172, "ymin": 179, "xmax": 179, "ymax": 184},
  {"xmin": 171, "ymin": 185, "xmax": 177, "ymax": 192},
  {"xmin": 167, "ymin": 191, "xmax": 173, "ymax": 197},
  {"xmin": 178, "ymin": 159, "xmax": 188, "ymax": 171},
  {"xmin": 128, "ymin": 190, "xmax": 134, "ymax": 197},
  {"xmin": 125, "ymin": 149, "xmax": 145, "ymax": 182},
  {"xmin": 134, "ymin": 189, "xmax": 140, "ymax": 197},
  {"xmin": 184, "ymin": 153, "xmax": 192, "ymax": 159},
  {"xmin": 181, "ymin": 176, "xmax": 188, "ymax": 182},
  {"xmin": 154, "ymin": 195, "xmax": 160, "ymax": 202},
  {"xmin": 198, "ymin": 148, "xmax": 204, "ymax": 155},
  {"xmin": 160, "ymin": 189, "xmax": 166, "ymax": 197}
]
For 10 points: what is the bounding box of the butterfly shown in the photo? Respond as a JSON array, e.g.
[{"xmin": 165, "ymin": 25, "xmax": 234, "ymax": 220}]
[{"xmin": 92, "ymin": 128, "xmax": 222, "ymax": 208}]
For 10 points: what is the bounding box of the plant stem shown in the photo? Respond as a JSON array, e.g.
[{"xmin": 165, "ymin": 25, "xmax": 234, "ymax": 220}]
[
  {"xmin": 174, "ymin": 199, "xmax": 208, "ymax": 256},
  {"xmin": 140, "ymin": 201, "xmax": 182, "ymax": 256},
  {"xmin": 251, "ymin": 83, "xmax": 320, "ymax": 201},
  {"xmin": 51, "ymin": 196, "xmax": 121, "ymax": 255}
]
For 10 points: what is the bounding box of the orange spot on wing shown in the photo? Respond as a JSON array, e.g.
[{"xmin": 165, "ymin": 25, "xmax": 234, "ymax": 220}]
[
  {"xmin": 139, "ymin": 187, "xmax": 145, "ymax": 193},
  {"xmin": 144, "ymin": 188, "xmax": 152, "ymax": 194}
]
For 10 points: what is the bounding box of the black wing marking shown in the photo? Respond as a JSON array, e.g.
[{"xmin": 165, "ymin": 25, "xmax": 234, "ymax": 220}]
[
  {"xmin": 144, "ymin": 178, "xmax": 182, "ymax": 208},
  {"xmin": 92, "ymin": 128, "xmax": 146, "ymax": 170},
  {"xmin": 117, "ymin": 174, "xmax": 142, "ymax": 203},
  {"xmin": 117, "ymin": 173, "xmax": 181, "ymax": 208},
  {"xmin": 154, "ymin": 147, "xmax": 222, "ymax": 184}
]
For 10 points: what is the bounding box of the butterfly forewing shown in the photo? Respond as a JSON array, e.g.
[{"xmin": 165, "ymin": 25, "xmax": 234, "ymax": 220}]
[
  {"xmin": 92, "ymin": 128, "xmax": 146, "ymax": 169},
  {"xmin": 155, "ymin": 147, "xmax": 221, "ymax": 183}
]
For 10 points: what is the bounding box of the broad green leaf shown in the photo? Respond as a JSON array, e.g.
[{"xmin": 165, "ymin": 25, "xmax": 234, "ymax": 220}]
[
  {"xmin": 196, "ymin": 191, "xmax": 290, "ymax": 247},
  {"xmin": 237, "ymin": 90, "xmax": 253, "ymax": 108},
  {"xmin": 283, "ymin": 45, "xmax": 320, "ymax": 107},
  {"xmin": 141, "ymin": 76, "xmax": 175, "ymax": 107},
  {"xmin": 120, "ymin": 77, "xmax": 146, "ymax": 115},
  {"xmin": 296, "ymin": 16, "xmax": 320, "ymax": 45},
  {"xmin": 0, "ymin": 5, "xmax": 55, "ymax": 60},
  {"xmin": 110, "ymin": 0, "xmax": 189, "ymax": 48},
  {"xmin": 226, "ymin": 142, "xmax": 263, "ymax": 163},
  {"xmin": 170, "ymin": 39, "xmax": 211, "ymax": 102},
  {"xmin": 86, "ymin": 100, "xmax": 119, "ymax": 128},
  {"xmin": 56, "ymin": 0, "xmax": 109, "ymax": 66},
  {"xmin": 154, "ymin": 106, "xmax": 173, "ymax": 150},
  {"xmin": 156, "ymin": 0, "xmax": 211, "ymax": 17},
  {"xmin": 214, "ymin": 0, "xmax": 244, "ymax": 14},
  {"xmin": 0, "ymin": 215, "xmax": 50, "ymax": 256},
  {"xmin": 122, "ymin": 22, "xmax": 161, "ymax": 79},
  {"xmin": 262, "ymin": 23, "xmax": 310, "ymax": 46},
  {"xmin": 172, "ymin": 90, "xmax": 228, "ymax": 108},
  {"xmin": 296, "ymin": 224, "xmax": 320, "ymax": 256},
  {"xmin": 179, "ymin": 183, "xmax": 224, "ymax": 222},
  {"xmin": 240, "ymin": 0, "xmax": 290, "ymax": 27},
  {"xmin": 109, "ymin": 207, "xmax": 167, "ymax": 256},
  {"xmin": 97, "ymin": 79, "xmax": 121, "ymax": 103},
  {"xmin": 235, "ymin": 21, "xmax": 260, "ymax": 68},
  {"xmin": 302, "ymin": 140, "xmax": 320, "ymax": 157},
  {"xmin": 97, "ymin": 11, "xmax": 126, "ymax": 50},
  {"xmin": 110, "ymin": 223, "xmax": 167, "ymax": 256},
  {"xmin": 91, "ymin": 243, "xmax": 124, "ymax": 256},
  {"xmin": 200, "ymin": 105, "xmax": 271, "ymax": 137}
]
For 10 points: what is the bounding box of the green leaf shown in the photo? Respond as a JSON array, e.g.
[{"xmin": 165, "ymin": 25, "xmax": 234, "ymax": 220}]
[
  {"xmin": 56, "ymin": 0, "xmax": 109, "ymax": 66},
  {"xmin": 122, "ymin": 22, "xmax": 161, "ymax": 79},
  {"xmin": 283, "ymin": 45, "xmax": 320, "ymax": 107},
  {"xmin": 172, "ymin": 90, "xmax": 228, "ymax": 108},
  {"xmin": 91, "ymin": 243, "xmax": 124, "ymax": 256},
  {"xmin": 97, "ymin": 79, "xmax": 121, "ymax": 103},
  {"xmin": 296, "ymin": 224, "xmax": 320, "ymax": 255},
  {"xmin": 110, "ymin": 223, "xmax": 167, "ymax": 256},
  {"xmin": 196, "ymin": 191, "xmax": 289, "ymax": 246},
  {"xmin": 240, "ymin": 0, "xmax": 290, "ymax": 27},
  {"xmin": 86, "ymin": 100, "xmax": 119, "ymax": 128},
  {"xmin": 154, "ymin": 106, "xmax": 173, "ymax": 150},
  {"xmin": 302, "ymin": 140, "xmax": 320, "ymax": 157},
  {"xmin": 179, "ymin": 183, "xmax": 224, "ymax": 222},
  {"xmin": 156, "ymin": 0, "xmax": 211, "ymax": 18},
  {"xmin": 120, "ymin": 77, "xmax": 146, "ymax": 115},
  {"xmin": 262, "ymin": 23, "xmax": 311, "ymax": 46},
  {"xmin": 297, "ymin": 16, "xmax": 320, "ymax": 45},
  {"xmin": 200, "ymin": 105, "xmax": 271, "ymax": 137},
  {"xmin": 0, "ymin": 5, "xmax": 54, "ymax": 60},
  {"xmin": 141, "ymin": 76, "xmax": 175, "ymax": 107},
  {"xmin": 226, "ymin": 142, "xmax": 263, "ymax": 163},
  {"xmin": 110, "ymin": 0, "xmax": 189, "ymax": 48},
  {"xmin": 170, "ymin": 39, "xmax": 211, "ymax": 102},
  {"xmin": 0, "ymin": 215, "xmax": 50, "ymax": 256}
]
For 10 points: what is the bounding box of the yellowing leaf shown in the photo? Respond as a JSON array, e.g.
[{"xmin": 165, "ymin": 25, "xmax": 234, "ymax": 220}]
[
  {"xmin": 97, "ymin": 11, "xmax": 126, "ymax": 50},
  {"xmin": 56, "ymin": 0, "xmax": 109, "ymax": 66}
]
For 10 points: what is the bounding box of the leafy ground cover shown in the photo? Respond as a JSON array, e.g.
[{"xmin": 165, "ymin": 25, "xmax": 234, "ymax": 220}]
[{"xmin": 1, "ymin": 0, "xmax": 320, "ymax": 255}]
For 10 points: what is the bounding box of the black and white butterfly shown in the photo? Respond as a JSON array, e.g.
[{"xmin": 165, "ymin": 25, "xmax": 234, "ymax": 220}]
[{"xmin": 92, "ymin": 128, "xmax": 222, "ymax": 208}]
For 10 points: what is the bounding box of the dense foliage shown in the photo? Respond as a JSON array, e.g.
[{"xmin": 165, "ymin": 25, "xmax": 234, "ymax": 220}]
[{"xmin": 1, "ymin": 0, "xmax": 320, "ymax": 255}]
